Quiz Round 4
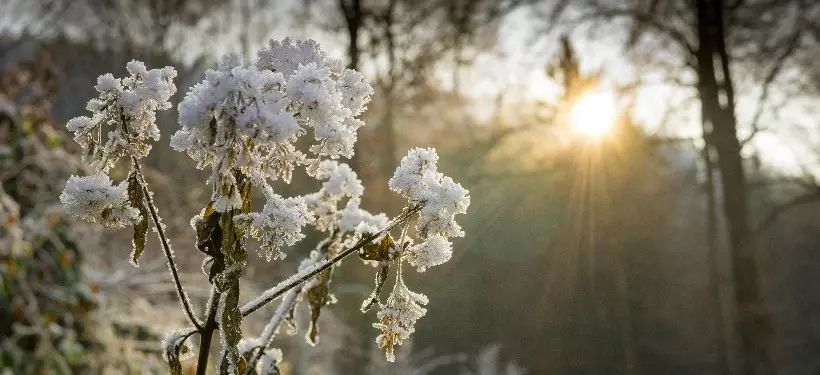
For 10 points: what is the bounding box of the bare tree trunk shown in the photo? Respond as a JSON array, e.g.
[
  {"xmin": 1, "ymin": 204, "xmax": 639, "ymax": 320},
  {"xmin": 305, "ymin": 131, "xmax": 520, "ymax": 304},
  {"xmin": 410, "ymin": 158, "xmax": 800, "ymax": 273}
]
[
  {"xmin": 703, "ymin": 144, "xmax": 732, "ymax": 375},
  {"xmin": 340, "ymin": 0, "xmax": 363, "ymax": 70},
  {"xmin": 340, "ymin": 0, "xmax": 364, "ymax": 171},
  {"xmin": 695, "ymin": 1, "xmax": 773, "ymax": 374}
]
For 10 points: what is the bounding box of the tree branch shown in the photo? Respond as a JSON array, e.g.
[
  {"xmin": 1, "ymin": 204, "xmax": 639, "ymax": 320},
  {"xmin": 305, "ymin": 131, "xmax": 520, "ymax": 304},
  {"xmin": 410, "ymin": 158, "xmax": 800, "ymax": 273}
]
[
  {"xmin": 570, "ymin": 7, "xmax": 697, "ymax": 59},
  {"xmin": 741, "ymin": 21, "xmax": 805, "ymax": 147}
]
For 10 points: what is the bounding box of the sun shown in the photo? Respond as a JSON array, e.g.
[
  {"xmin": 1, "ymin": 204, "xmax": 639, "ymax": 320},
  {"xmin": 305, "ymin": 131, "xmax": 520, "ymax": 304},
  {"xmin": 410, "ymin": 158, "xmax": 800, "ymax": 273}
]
[{"xmin": 570, "ymin": 90, "xmax": 617, "ymax": 139}]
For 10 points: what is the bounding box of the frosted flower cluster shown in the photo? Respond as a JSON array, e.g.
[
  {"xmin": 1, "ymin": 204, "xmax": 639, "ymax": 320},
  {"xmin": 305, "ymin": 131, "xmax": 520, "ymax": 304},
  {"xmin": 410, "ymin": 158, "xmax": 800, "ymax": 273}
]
[
  {"xmin": 67, "ymin": 61, "xmax": 177, "ymax": 171},
  {"xmin": 61, "ymin": 60, "xmax": 175, "ymax": 231},
  {"xmin": 235, "ymin": 192, "xmax": 312, "ymax": 261},
  {"xmin": 373, "ymin": 278, "xmax": 429, "ymax": 362},
  {"xmin": 171, "ymin": 38, "xmax": 373, "ymax": 212},
  {"xmin": 389, "ymin": 148, "xmax": 470, "ymax": 271},
  {"xmin": 304, "ymin": 160, "xmax": 387, "ymax": 239},
  {"xmin": 60, "ymin": 174, "xmax": 139, "ymax": 228}
]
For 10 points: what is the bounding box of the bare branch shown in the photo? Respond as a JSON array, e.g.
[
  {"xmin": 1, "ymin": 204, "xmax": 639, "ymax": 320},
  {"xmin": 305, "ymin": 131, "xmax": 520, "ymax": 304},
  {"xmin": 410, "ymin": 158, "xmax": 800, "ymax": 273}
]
[
  {"xmin": 569, "ymin": 6, "xmax": 697, "ymax": 60},
  {"xmin": 741, "ymin": 21, "xmax": 805, "ymax": 147}
]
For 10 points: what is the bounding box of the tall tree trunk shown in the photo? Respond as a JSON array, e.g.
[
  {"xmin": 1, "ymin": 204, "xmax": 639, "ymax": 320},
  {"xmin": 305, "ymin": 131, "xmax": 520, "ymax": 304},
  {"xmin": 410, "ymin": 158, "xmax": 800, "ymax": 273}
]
[
  {"xmin": 703, "ymin": 144, "xmax": 733, "ymax": 375},
  {"xmin": 340, "ymin": 0, "xmax": 364, "ymax": 171},
  {"xmin": 340, "ymin": 0, "xmax": 362, "ymax": 71},
  {"xmin": 695, "ymin": 1, "xmax": 773, "ymax": 374}
]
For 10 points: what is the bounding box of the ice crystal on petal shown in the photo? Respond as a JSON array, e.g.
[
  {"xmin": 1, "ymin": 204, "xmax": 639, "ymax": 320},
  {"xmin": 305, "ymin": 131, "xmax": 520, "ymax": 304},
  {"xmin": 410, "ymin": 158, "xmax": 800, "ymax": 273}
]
[
  {"xmin": 60, "ymin": 174, "xmax": 139, "ymax": 228},
  {"xmin": 389, "ymin": 147, "xmax": 440, "ymax": 201},
  {"xmin": 340, "ymin": 199, "xmax": 388, "ymax": 233}
]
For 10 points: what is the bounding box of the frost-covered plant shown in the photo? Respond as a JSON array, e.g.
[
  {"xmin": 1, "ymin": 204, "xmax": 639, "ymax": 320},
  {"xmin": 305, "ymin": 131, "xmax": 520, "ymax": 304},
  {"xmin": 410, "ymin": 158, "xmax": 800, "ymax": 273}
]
[{"xmin": 60, "ymin": 37, "xmax": 469, "ymax": 374}]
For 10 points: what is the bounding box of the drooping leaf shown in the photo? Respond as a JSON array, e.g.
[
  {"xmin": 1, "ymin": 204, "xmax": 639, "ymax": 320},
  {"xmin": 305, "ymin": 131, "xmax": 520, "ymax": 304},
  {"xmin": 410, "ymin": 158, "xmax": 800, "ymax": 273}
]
[
  {"xmin": 306, "ymin": 267, "xmax": 336, "ymax": 345},
  {"xmin": 195, "ymin": 203, "xmax": 224, "ymax": 283},
  {"xmin": 161, "ymin": 329, "xmax": 195, "ymax": 375},
  {"xmin": 127, "ymin": 170, "xmax": 149, "ymax": 266},
  {"xmin": 360, "ymin": 264, "xmax": 390, "ymax": 312}
]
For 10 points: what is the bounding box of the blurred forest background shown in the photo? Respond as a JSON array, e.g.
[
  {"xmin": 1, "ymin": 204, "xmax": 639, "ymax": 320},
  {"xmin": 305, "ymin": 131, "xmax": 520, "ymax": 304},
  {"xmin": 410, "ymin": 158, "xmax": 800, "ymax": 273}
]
[{"xmin": 2, "ymin": 0, "xmax": 820, "ymax": 374}]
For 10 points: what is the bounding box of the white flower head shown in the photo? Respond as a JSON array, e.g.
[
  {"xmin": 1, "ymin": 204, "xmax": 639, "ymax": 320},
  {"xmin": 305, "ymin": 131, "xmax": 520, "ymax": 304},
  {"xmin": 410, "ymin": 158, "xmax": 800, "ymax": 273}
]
[
  {"xmin": 60, "ymin": 174, "xmax": 139, "ymax": 228},
  {"xmin": 389, "ymin": 147, "xmax": 440, "ymax": 201},
  {"xmin": 390, "ymin": 148, "xmax": 470, "ymax": 238},
  {"xmin": 173, "ymin": 39, "xmax": 373, "ymax": 212},
  {"xmin": 405, "ymin": 236, "xmax": 453, "ymax": 272},
  {"xmin": 235, "ymin": 194, "xmax": 312, "ymax": 261},
  {"xmin": 68, "ymin": 61, "xmax": 176, "ymax": 171}
]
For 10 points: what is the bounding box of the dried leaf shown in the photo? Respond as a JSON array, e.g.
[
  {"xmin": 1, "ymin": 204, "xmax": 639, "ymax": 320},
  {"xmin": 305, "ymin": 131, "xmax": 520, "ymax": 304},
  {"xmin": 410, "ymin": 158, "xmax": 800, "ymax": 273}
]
[
  {"xmin": 195, "ymin": 203, "xmax": 224, "ymax": 283},
  {"xmin": 360, "ymin": 264, "xmax": 390, "ymax": 312},
  {"xmin": 306, "ymin": 268, "xmax": 335, "ymax": 345},
  {"xmin": 127, "ymin": 170, "xmax": 149, "ymax": 266},
  {"xmin": 359, "ymin": 234, "xmax": 396, "ymax": 262}
]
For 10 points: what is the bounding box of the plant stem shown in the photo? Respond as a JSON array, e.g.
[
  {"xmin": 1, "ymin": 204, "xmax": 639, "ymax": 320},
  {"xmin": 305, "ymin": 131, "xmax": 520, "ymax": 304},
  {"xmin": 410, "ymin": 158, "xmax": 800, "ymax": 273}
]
[
  {"xmin": 131, "ymin": 157, "xmax": 203, "ymax": 330},
  {"xmin": 240, "ymin": 205, "xmax": 420, "ymax": 317},
  {"xmin": 196, "ymin": 287, "xmax": 220, "ymax": 375},
  {"xmin": 244, "ymin": 236, "xmax": 335, "ymax": 373}
]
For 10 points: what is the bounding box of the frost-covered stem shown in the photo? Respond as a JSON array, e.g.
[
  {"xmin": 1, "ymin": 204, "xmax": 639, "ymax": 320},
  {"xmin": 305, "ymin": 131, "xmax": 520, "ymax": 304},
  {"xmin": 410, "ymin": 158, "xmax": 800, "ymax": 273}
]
[
  {"xmin": 244, "ymin": 238, "xmax": 333, "ymax": 373},
  {"xmin": 244, "ymin": 289, "xmax": 300, "ymax": 373},
  {"xmin": 196, "ymin": 287, "xmax": 220, "ymax": 375},
  {"xmin": 240, "ymin": 205, "xmax": 421, "ymax": 317},
  {"xmin": 131, "ymin": 157, "xmax": 203, "ymax": 330}
]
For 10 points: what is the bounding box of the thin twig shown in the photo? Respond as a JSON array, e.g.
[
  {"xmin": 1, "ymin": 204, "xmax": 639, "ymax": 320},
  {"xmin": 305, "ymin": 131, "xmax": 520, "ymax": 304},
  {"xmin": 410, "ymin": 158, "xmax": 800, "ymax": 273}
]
[
  {"xmin": 240, "ymin": 205, "xmax": 421, "ymax": 317},
  {"xmin": 132, "ymin": 157, "xmax": 203, "ymax": 330},
  {"xmin": 243, "ymin": 287, "xmax": 302, "ymax": 373},
  {"xmin": 196, "ymin": 286, "xmax": 221, "ymax": 375}
]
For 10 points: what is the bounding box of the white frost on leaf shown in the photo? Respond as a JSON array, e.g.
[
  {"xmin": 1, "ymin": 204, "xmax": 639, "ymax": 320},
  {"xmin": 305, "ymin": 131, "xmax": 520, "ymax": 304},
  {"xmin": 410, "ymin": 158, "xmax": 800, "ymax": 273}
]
[
  {"xmin": 258, "ymin": 348, "xmax": 283, "ymax": 375},
  {"xmin": 235, "ymin": 194, "xmax": 312, "ymax": 261},
  {"xmin": 60, "ymin": 174, "xmax": 139, "ymax": 228},
  {"xmin": 160, "ymin": 328, "xmax": 195, "ymax": 362}
]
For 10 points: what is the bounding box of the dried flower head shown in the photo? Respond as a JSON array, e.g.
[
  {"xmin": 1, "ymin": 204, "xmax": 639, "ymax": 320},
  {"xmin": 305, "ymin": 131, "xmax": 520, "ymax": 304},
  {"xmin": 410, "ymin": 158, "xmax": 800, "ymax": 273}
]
[{"xmin": 67, "ymin": 61, "xmax": 176, "ymax": 171}]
